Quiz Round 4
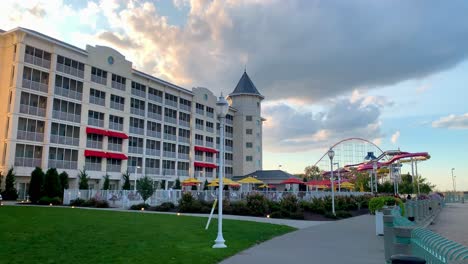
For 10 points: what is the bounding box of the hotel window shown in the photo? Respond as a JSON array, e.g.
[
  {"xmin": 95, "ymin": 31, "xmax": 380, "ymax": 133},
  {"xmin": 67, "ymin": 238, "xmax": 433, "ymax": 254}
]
[
  {"xmin": 24, "ymin": 45, "xmax": 51, "ymax": 69},
  {"xmin": 246, "ymin": 129, "xmax": 253, "ymax": 135},
  {"xmin": 111, "ymin": 73, "xmax": 126, "ymax": 91},
  {"xmin": 91, "ymin": 67, "xmax": 107, "ymax": 85},
  {"xmin": 20, "ymin": 92, "xmax": 47, "ymax": 117},
  {"xmin": 88, "ymin": 110, "xmax": 105, "ymax": 128},
  {"xmin": 165, "ymin": 93, "xmax": 178, "ymax": 107},
  {"xmin": 55, "ymin": 75, "xmax": 84, "ymax": 100},
  {"xmin": 22, "ymin": 66, "xmax": 49, "ymax": 93},
  {"xmin": 110, "ymin": 94, "xmax": 125, "ymax": 111},
  {"xmin": 48, "ymin": 147, "xmax": 78, "ymax": 169},
  {"xmin": 148, "ymin": 87, "xmax": 163, "ymax": 103},
  {"xmin": 56, "ymin": 55, "xmax": 84, "ymax": 78},
  {"xmin": 195, "ymin": 119, "xmax": 204, "ymax": 130},
  {"xmin": 109, "ymin": 115, "xmax": 124, "ymax": 131},
  {"xmin": 86, "ymin": 134, "xmax": 103, "ymax": 149},
  {"xmin": 89, "ymin": 88, "xmax": 106, "ymax": 106},
  {"xmin": 85, "ymin": 156, "xmax": 102, "ymax": 171},
  {"xmin": 196, "ymin": 103, "xmax": 204, "ymax": 115},
  {"xmin": 246, "ymin": 142, "xmax": 253, "ymax": 148},
  {"xmin": 14, "ymin": 144, "xmax": 43, "ymax": 167},
  {"xmin": 246, "ymin": 116, "xmax": 253, "ymax": 121},
  {"xmin": 246, "ymin": 156, "xmax": 253, "ymax": 162},
  {"xmin": 17, "ymin": 118, "xmax": 45, "ymax": 142},
  {"xmin": 131, "ymin": 81, "xmax": 146, "ymax": 98}
]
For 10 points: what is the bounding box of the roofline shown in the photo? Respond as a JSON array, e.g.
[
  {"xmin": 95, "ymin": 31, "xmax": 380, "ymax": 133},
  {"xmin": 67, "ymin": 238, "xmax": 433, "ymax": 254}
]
[
  {"xmin": 228, "ymin": 92, "xmax": 265, "ymax": 100},
  {"xmin": 132, "ymin": 69, "xmax": 193, "ymax": 95}
]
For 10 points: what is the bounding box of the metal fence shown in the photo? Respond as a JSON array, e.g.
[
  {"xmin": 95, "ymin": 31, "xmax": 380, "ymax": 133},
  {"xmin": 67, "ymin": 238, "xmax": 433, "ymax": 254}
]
[
  {"xmin": 444, "ymin": 193, "xmax": 466, "ymax": 204},
  {"xmin": 412, "ymin": 227, "xmax": 468, "ymax": 263}
]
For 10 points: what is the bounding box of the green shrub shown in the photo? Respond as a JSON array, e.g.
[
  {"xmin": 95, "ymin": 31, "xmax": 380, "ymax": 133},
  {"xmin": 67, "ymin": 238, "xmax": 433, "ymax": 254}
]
[
  {"xmin": 70, "ymin": 198, "xmax": 86, "ymax": 206},
  {"xmin": 178, "ymin": 193, "xmax": 202, "ymax": 213},
  {"xmin": 29, "ymin": 167, "xmax": 44, "ymax": 203},
  {"xmin": 267, "ymin": 200, "xmax": 281, "ymax": 214},
  {"xmin": 95, "ymin": 200, "xmax": 109, "ymax": 208},
  {"xmin": 154, "ymin": 202, "xmax": 176, "ymax": 212},
  {"xmin": 335, "ymin": 210, "xmax": 352, "ymax": 219},
  {"xmin": 246, "ymin": 193, "xmax": 268, "ymax": 216},
  {"xmin": 324, "ymin": 211, "xmax": 338, "ymax": 219},
  {"xmin": 269, "ymin": 211, "xmax": 284, "ymax": 218},
  {"xmin": 130, "ymin": 203, "xmax": 150, "ymax": 210},
  {"xmin": 38, "ymin": 196, "xmax": 62, "ymax": 205},
  {"xmin": 230, "ymin": 201, "xmax": 251, "ymax": 215},
  {"xmin": 44, "ymin": 168, "xmax": 61, "ymax": 198},
  {"xmin": 83, "ymin": 198, "xmax": 98, "ymax": 207},
  {"xmin": 2, "ymin": 168, "xmax": 18, "ymax": 200},
  {"xmin": 280, "ymin": 194, "xmax": 299, "ymax": 213},
  {"xmin": 369, "ymin": 196, "xmax": 405, "ymax": 215}
]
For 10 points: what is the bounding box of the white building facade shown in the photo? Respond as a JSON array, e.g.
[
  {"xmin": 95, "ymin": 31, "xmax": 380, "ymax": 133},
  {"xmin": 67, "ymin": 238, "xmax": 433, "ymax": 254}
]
[{"xmin": 0, "ymin": 27, "xmax": 264, "ymax": 197}]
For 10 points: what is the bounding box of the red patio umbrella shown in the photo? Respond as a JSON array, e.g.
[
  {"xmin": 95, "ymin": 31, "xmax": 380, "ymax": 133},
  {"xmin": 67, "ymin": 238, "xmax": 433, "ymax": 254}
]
[{"xmin": 281, "ymin": 178, "xmax": 304, "ymax": 185}]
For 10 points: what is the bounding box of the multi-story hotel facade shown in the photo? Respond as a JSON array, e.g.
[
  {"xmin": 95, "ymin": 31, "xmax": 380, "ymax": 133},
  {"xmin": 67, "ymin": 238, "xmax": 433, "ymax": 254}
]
[{"xmin": 0, "ymin": 27, "xmax": 264, "ymax": 197}]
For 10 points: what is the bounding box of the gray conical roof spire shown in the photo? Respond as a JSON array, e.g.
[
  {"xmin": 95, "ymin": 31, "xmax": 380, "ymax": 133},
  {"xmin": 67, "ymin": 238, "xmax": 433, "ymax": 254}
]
[{"xmin": 229, "ymin": 71, "xmax": 263, "ymax": 98}]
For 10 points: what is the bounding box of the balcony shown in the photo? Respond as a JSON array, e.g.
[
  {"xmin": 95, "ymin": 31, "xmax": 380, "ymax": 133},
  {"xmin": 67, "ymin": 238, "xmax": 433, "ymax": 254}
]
[
  {"xmin": 206, "ymin": 127, "xmax": 214, "ymax": 133},
  {"xmin": 131, "ymin": 88, "xmax": 146, "ymax": 98},
  {"xmin": 148, "ymin": 94, "xmax": 163, "ymax": 104},
  {"xmin": 52, "ymin": 111, "xmax": 81, "ymax": 123},
  {"xmin": 147, "ymin": 130, "xmax": 161, "ymax": 138},
  {"xmin": 56, "ymin": 63, "xmax": 84, "ymax": 79},
  {"xmin": 207, "ymin": 112, "xmax": 214, "ymax": 118},
  {"xmin": 111, "ymin": 81, "xmax": 125, "ymax": 91},
  {"xmin": 225, "ymin": 160, "xmax": 233, "ymax": 166},
  {"xmin": 225, "ymin": 173, "xmax": 233, "ymax": 178},
  {"xmin": 128, "ymin": 146, "xmax": 144, "ymax": 154},
  {"xmin": 50, "ymin": 135, "xmax": 79, "ymax": 146},
  {"xmin": 165, "ymin": 100, "xmax": 178, "ymax": 108},
  {"xmin": 89, "ymin": 96, "xmax": 105, "ymax": 106},
  {"xmin": 162, "ymin": 169, "xmax": 175, "ymax": 176},
  {"xmin": 22, "ymin": 79, "xmax": 48, "ymax": 93},
  {"xmin": 178, "ymin": 170, "xmax": 189, "ymax": 176},
  {"xmin": 15, "ymin": 157, "xmax": 42, "ymax": 167},
  {"xmin": 146, "ymin": 168, "xmax": 160, "ymax": 175},
  {"xmin": 180, "ymin": 104, "xmax": 191, "ymax": 112},
  {"xmin": 25, "ymin": 54, "xmax": 51, "ymax": 69},
  {"xmin": 195, "ymin": 155, "xmax": 203, "ymax": 162},
  {"xmin": 178, "ymin": 153, "xmax": 189, "ymax": 160},
  {"xmin": 86, "ymin": 141, "xmax": 103, "ymax": 149},
  {"xmin": 127, "ymin": 166, "xmax": 141, "ymax": 174},
  {"xmin": 55, "ymin": 86, "xmax": 82, "ymax": 101},
  {"xmin": 206, "ymin": 156, "xmax": 214, "ymax": 163},
  {"xmin": 178, "ymin": 137, "xmax": 190, "ymax": 144},
  {"xmin": 205, "ymin": 171, "xmax": 214, "ymax": 178},
  {"xmin": 164, "ymin": 134, "xmax": 177, "ymax": 141},
  {"xmin": 109, "ymin": 122, "xmax": 123, "ymax": 131},
  {"xmin": 178, "ymin": 120, "xmax": 190, "ymax": 128},
  {"xmin": 164, "ymin": 116, "xmax": 177, "ymax": 125},
  {"xmin": 85, "ymin": 163, "xmax": 102, "ymax": 171},
  {"xmin": 91, "ymin": 75, "xmax": 107, "ymax": 86},
  {"xmin": 196, "ymin": 109, "xmax": 204, "ymax": 115},
  {"xmin": 107, "ymin": 164, "xmax": 122, "ymax": 172},
  {"xmin": 20, "ymin": 104, "xmax": 46, "ymax": 117},
  {"xmin": 146, "ymin": 149, "xmax": 160, "ymax": 156},
  {"xmin": 110, "ymin": 101, "xmax": 124, "ymax": 111},
  {"xmin": 148, "ymin": 112, "xmax": 162, "ymax": 121},
  {"xmin": 225, "ymin": 146, "xmax": 233, "ymax": 152},
  {"xmin": 195, "ymin": 139, "xmax": 203, "ymax": 146},
  {"xmin": 163, "ymin": 151, "xmax": 176, "ymax": 158},
  {"xmin": 196, "ymin": 124, "xmax": 204, "ymax": 130},
  {"xmin": 88, "ymin": 118, "xmax": 104, "ymax": 128},
  {"xmin": 206, "ymin": 141, "xmax": 214, "ymax": 148},
  {"xmin": 107, "ymin": 143, "xmax": 122, "ymax": 152},
  {"xmin": 17, "ymin": 131, "xmax": 44, "ymax": 142},
  {"xmin": 226, "ymin": 132, "xmax": 233, "ymax": 138},
  {"xmin": 131, "ymin": 108, "xmax": 145, "ymax": 117},
  {"xmin": 48, "ymin": 160, "xmax": 78, "ymax": 170},
  {"xmin": 129, "ymin": 127, "xmax": 145, "ymax": 135}
]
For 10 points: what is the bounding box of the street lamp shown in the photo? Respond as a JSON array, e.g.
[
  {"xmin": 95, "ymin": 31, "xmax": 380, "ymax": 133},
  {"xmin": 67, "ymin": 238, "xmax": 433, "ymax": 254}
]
[
  {"xmin": 372, "ymin": 162, "xmax": 378, "ymax": 193},
  {"xmin": 328, "ymin": 148, "xmax": 335, "ymax": 216},
  {"xmin": 333, "ymin": 162, "xmax": 341, "ymax": 192},
  {"xmin": 134, "ymin": 165, "xmax": 141, "ymax": 191},
  {"xmin": 364, "ymin": 152, "xmax": 377, "ymax": 193},
  {"xmin": 451, "ymin": 168, "xmax": 456, "ymax": 192},
  {"xmin": 213, "ymin": 93, "xmax": 229, "ymax": 249}
]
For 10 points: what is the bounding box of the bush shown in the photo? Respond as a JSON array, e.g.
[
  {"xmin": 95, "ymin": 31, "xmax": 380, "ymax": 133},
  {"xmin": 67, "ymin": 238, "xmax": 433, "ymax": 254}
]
[
  {"xmin": 178, "ymin": 193, "xmax": 202, "ymax": 213},
  {"xmin": 246, "ymin": 193, "xmax": 268, "ymax": 216},
  {"xmin": 2, "ymin": 168, "xmax": 18, "ymax": 200},
  {"xmin": 29, "ymin": 167, "xmax": 44, "ymax": 203},
  {"xmin": 38, "ymin": 196, "xmax": 62, "ymax": 205},
  {"xmin": 335, "ymin": 210, "xmax": 352, "ymax": 219},
  {"xmin": 230, "ymin": 201, "xmax": 251, "ymax": 216},
  {"xmin": 154, "ymin": 202, "xmax": 175, "ymax": 212},
  {"xmin": 369, "ymin": 196, "xmax": 404, "ymax": 215},
  {"xmin": 83, "ymin": 198, "xmax": 98, "ymax": 207},
  {"xmin": 95, "ymin": 200, "xmax": 109, "ymax": 208},
  {"xmin": 130, "ymin": 203, "xmax": 150, "ymax": 210},
  {"xmin": 324, "ymin": 211, "xmax": 338, "ymax": 219},
  {"xmin": 44, "ymin": 168, "xmax": 61, "ymax": 198},
  {"xmin": 70, "ymin": 198, "xmax": 86, "ymax": 206},
  {"xmin": 280, "ymin": 194, "xmax": 299, "ymax": 213}
]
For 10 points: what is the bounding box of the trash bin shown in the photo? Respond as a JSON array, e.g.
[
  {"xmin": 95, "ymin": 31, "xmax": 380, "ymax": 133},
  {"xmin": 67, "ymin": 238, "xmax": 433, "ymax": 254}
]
[{"xmin": 391, "ymin": 254, "xmax": 426, "ymax": 264}]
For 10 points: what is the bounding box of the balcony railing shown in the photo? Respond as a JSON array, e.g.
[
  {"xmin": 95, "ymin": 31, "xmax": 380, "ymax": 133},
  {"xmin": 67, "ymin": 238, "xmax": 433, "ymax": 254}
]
[
  {"xmin": 55, "ymin": 86, "xmax": 82, "ymax": 101},
  {"xmin": 205, "ymin": 171, "xmax": 214, "ymax": 178},
  {"xmin": 17, "ymin": 131, "xmax": 44, "ymax": 142},
  {"xmin": 15, "ymin": 157, "xmax": 42, "ymax": 167},
  {"xmin": 178, "ymin": 137, "xmax": 190, "ymax": 144},
  {"xmin": 225, "ymin": 173, "xmax": 233, "ymax": 178},
  {"xmin": 207, "ymin": 112, "xmax": 214, "ymax": 118},
  {"xmin": 91, "ymin": 75, "xmax": 107, "ymax": 86},
  {"xmin": 20, "ymin": 105, "xmax": 46, "ymax": 117},
  {"xmin": 146, "ymin": 149, "xmax": 160, "ymax": 156},
  {"xmin": 225, "ymin": 160, "xmax": 233, "ymax": 166},
  {"xmin": 162, "ymin": 169, "xmax": 175, "ymax": 176},
  {"xmin": 180, "ymin": 104, "xmax": 191, "ymax": 112},
  {"xmin": 196, "ymin": 124, "xmax": 204, "ymax": 130},
  {"xmin": 225, "ymin": 146, "xmax": 233, "ymax": 152},
  {"xmin": 50, "ymin": 135, "xmax": 79, "ymax": 146},
  {"xmin": 131, "ymin": 89, "xmax": 146, "ymax": 98},
  {"xmin": 111, "ymin": 81, "xmax": 125, "ymax": 91},
  {"xmin": 131, "ymin": 108, "xmax": 145, "ymax": 117},
  {"xmin": 106, "ymin": 164, "xmax": 122, "ymax": 172},
  {"xmin": 25, "ymin": 54, "xmax": 51, "ymax": 69},
  {"xmin": 129, "ymin": 127, "xmax": 145, "ymax": 135},
  {"xmin": 164, "ymin": 134, "xmax": 177, "ymax": 141},
  {"xmin": 56, "ymin": 63, "xmax": 84, "ymax": 79},
  {"xmin": 88, "ymin": 118, "xmax": 104, "ymax": 128},
  {"xmin": 110, "ymin": 101, "xmax": 124, "ymax": 111},
  {"xmin": 178, "ymin": 170, "xmax": 189, "ymax": 177},
  {"xmin": 164, "ymin": 116, "xmax": 177, "ymax": 125},
  {"xmin": 206, "ymin": 141, "xmax": 214, "ymax": 148},
  {"xmin": 178, "ymin": 153, "xmax": 189, "ymax": 160},
  {"xmin": 226, "ymin": 119, "xmax": 233, "ymax": 125},
  {"xmin": 165, "ymin": 100, "xmax": 178, "ymax": 108},
  {"xmin": 85, "ymin": 163, "xmax": 102, "ymax": 171},
  {"xmin": 196, "ymin": 109, "xmax": 204, "ymax": 115},
  {"xmin": 147, "ymin": 112, "xmax": 162, "ymax": 121},
  {"xmin": 163, "ymin": 151, "xmax": 176, "ymax": 158},
  {"xmin": 206, "ymin": 156, "xmax": 214, "ymax": 163},
  {"xmin": 145, "ymin": 168, "xmax": 160, "ymax": 175},
  {"xmin": 148, "ymin": 94, "xmax": 163, "ymax": 104},
  {"xmin": 147, "ymin": 130, "xmax": 161, "ymax": 138},
  {"xmin": 195, "ymin": 155, "xmax": 203, "ymax": 162},
  {"xmin": 206, "ymin": 127, "xmax": 214, "ymax": 133},
  {"xmin": 52, "ymin": 110, "xmax": 81, "ymax": 123},
  {"xmin": 86, "ymin": 141, "xmax": 103, "ymax": 149},
  {"xmin": 195, "ymin": 139, "xmax": 203, "ymax": 146},
  {"xmin": 107, "ymin": 143, "xmax": 122, "ymax": 152},
  {"xmin": 89, "ymin": 96, "xmax": 105, "ymax": 106},
  {"xmin": 128, "ymin": 146, "xmax": 144, "ymax": 154},
  {"xmin": 109, "ymin": 122, "xmax": 123, "ymax": 131},
  {"xmin": 226, "ymin": 132, "xmax": 233, "ymax": 138},
  {"xmin": 178, "ymin": 120, "xmax": 190, "ymax": 128},
  {"xmin": 22, "ymin": 79, "xmax": 48, "ymax": 93},
  {"xmin": 48, "ymin": 160, "xmax": 78, "ymax": 170}
]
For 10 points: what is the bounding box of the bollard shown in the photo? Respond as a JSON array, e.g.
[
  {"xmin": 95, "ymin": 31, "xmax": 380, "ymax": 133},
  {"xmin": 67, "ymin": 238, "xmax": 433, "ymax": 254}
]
[
  {"xmin": 393, "ymin": 226, "xmax": 414, "ymax": 256},
  {"xmin": 390, "ymin": 254, "xmax": 426, "ymax": 264},
  {"xmin": 383, "ymin": 207, "xmax": 395, "ymax": 263},
  {"xmin": 406, "ymin": 201, "xmax": 415, "ymax": 222}
]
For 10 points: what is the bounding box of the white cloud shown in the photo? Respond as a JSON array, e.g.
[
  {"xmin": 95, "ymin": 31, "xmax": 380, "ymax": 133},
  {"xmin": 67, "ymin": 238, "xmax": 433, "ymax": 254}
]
[
  {"xmin": 432, "ymin": 113, "xmax": 468, "ymax": 129},
  {"xmin": 416, "ymin": 83, "xmax": 431, "ymax": 94},
  {"xmin": 391, "ymin": 130, "xmax": 400, "ymax": 144}
]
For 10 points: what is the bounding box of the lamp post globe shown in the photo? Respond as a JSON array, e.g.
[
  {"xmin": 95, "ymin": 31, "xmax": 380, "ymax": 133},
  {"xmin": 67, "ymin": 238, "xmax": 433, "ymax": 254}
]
[
  {"xmin": 213, "ymin": 94, "xmax": 228, "ymax": 249},
  {"xmin": 327, "ymin": 148, "xmax": 336, "ymax": 215}
]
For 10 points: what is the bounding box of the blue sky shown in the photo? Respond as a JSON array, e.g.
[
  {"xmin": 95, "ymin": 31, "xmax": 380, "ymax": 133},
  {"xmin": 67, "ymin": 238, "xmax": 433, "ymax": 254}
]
[{"xmin": 2, "ymin": 0, "xmax": 467, "ymax": 191}]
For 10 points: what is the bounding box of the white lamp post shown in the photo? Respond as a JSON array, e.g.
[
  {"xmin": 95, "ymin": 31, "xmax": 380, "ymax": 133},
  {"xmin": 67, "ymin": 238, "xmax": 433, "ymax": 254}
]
[
  {"xmin": 213, "ymin": 93, "xmax": 229, "ymax": 249},
  {"xmin": 451, "ymin": 168, "xmax": 455, "ymax": 192},
  {"xmin": 373, "ymin": 162, "xmax": 378, "ymax": 193},
  {"xmin": 334, "ymin": 162, "xmax": 341, "ymax": 192},
  {"xmin": 328, "ymin": 148, "xmax": 335, "ymax": 216},
  {"xmin": 134, "ymin": 165, "xmax": 141, "ymax": 191}
]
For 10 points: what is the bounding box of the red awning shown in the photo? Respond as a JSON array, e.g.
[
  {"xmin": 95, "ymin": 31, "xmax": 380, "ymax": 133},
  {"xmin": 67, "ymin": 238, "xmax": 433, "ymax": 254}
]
[
  {"xmin": 84, "ymin": 150, "xmax": 107, "ymax": 158},
  {"xmin": 106, "ymin": 130, "xmax": 129, "ymax": 139},
  {"xmin": 86, "ymin": 127, "xmax": 107, "ymax": 136},
  {"xmin": 281, "ymin": 178, "xmax": 304, "ymax": 185},
  {"xmin": 194, "ymin": 146, "xmax": 218, "ymax": 153},
  {"xmin": 194, "ymin": 162, "xmax": 218, "ymax": 168},
  {"xmin": 106, "ymin": 152, "xmax": 128, "ymax": 160}
]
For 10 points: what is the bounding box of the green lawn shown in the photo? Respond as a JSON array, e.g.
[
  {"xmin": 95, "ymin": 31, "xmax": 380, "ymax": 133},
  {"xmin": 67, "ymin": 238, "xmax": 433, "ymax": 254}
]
[{"xmin": 0, "ymin": 206, "xmax": 294, "ymax": 264}]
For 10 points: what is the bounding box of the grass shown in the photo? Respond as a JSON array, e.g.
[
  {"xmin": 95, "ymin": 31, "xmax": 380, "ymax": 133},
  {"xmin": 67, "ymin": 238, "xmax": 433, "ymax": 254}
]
[{"xmin": 0, "ymin": 206, "xmax": 295, "ymax": 264}]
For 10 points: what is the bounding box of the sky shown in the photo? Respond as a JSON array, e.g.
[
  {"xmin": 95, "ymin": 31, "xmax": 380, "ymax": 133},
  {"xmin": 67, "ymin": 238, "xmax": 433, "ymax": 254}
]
[{"xmin": 2, "ymin": 0, "xmax": 467, "ymax": 191}]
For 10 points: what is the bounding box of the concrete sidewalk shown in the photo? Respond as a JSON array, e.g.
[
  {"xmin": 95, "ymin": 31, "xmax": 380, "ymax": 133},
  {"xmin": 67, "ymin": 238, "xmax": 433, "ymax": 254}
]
[
  {"xmin": 429, "ymin": 203, "xmax": 468, "ymax": 246},
  {"xmin": 220, "ymin": 214, "xmax": 384, "ymax": 264}
]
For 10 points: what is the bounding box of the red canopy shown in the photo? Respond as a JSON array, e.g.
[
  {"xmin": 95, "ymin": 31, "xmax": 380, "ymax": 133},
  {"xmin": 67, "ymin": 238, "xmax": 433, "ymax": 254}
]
[
  {"xmin": 194, "ymin": 146, "xmax": 218, "ymax": 153},
  {"xmin": 86, "ymin": 127, "xmax": 107, "ymax": 136},
  {"xmin": 281, "ymin": 178, "xmax": 304, "ymax": 185},
  {"xmin": 194, "ymin": 162, "xmax": 218, "ymax": 168},
  {"xmin": 306, "ymin": 180, "xmax": 331, "ymax": 186},
  {"xmin": 106, "ymin": 152, "xmax": 128, "ymax": 160},
  {"xmin": 106, "ymin": 130, "xmax": 129, "ymax": 139},
  {"xmin": 84, "ymin": 150, "xmax": 107, "ymax": 158},
  {"xmin": 182, "ymin": 182, "xmax": 197, "ymax": 186}
]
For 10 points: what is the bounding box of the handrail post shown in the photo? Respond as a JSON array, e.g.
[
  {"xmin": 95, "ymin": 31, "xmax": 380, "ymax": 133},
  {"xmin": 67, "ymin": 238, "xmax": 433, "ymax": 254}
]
[
  {"xmin": 383, "ymin": 207, "xmax": 395, "ymax": 263},
  {"xmin": 393, "ymin": 226, "xmax": 414, "ymax": 256}
]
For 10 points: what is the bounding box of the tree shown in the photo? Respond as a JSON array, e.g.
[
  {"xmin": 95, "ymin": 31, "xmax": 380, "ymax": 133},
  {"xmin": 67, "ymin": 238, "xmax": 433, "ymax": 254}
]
[
  {"xmin": 122, "ymin": 170, "xmax": 131, "ymax": 190},
  {"xmin": 160, "ymin": 180, "xmax": 166, "ymax": 190},
  {"xmin": 2, "ymin": 168, "xmax": 18, "ymax": 200},
  {"xmin": 29, "ymin": 167, "xmax": 45, "ymax": 203},
  {"xmin": 203, "ymin": 179, "xmax": 209, "ymax": 190},
  {"xmin": 136, "ymin": 176, "xmax": 154, "ymax": 204},
  {"xmin": 174, "ymin": 177, "xmax": 181, "ymax": 190},
  {"xmin": 304, "ymin": 165, "xmax": 321, "ymax": 180},
  {"xmin": 102, "ymin": 174, "xmax": 110, "ymax": 190},
  {"xmin": 0, "ymin": 172, "xmax": 3, "ymax": 192},
  {"xmin": 59, "ymin": 171, "xmax": 69, "ymax": 199},
  {"xmin": 78, "ymin": 169, "xmax": 89, "ymax": 190},
  {"xmin": 352, "ymin": 171, "xmax": 370, "ymax": 192},
  {"xmin": 44, "ymin": 168, "xmax": 61, "ymax": 198}
]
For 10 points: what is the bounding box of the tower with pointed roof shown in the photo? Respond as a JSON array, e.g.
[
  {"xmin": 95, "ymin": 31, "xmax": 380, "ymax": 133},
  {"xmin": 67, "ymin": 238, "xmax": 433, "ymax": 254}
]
[{"xmin": 228, "ymin": 71, "xmax": 264, "ymax": 176}]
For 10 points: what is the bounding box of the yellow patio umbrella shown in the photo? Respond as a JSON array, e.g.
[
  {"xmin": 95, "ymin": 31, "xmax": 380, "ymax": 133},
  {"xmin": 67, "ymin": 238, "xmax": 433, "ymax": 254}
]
[
  {"xmin": 210, "ymin": 178, "xmax": 238, "ymax": 185},
  {"xmin": 340, "ymin": 182, "xmax": 355, "ymax": 189},
  {"xmin": 207, "ymin": 182, "xmax": 219, "ymax": 187},
  {"xmin": 237, "ymin": 176, "xmax": 263, "ymax": 184},
  {"xmin": 259, "ymin": 184, "xmax": 269, "ymax": 188},
  {"xmin": 182, "ymin": 177, "xmax": 201, "ymax": 184}
]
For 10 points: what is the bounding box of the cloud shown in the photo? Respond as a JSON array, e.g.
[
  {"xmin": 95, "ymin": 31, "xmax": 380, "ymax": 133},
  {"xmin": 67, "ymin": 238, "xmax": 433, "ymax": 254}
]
[
  {"xmin": 391, "ymin": 130, "xmax": 400, "ymax": 144},
  {"xmin": 416, "ymin": 83, "xmax": 431, "ymax": 94},
  {"xmin": 432, "ymin": 113, "xmax": 468, "ymax": 129},
  {"xmin": 28, "ymin": 5, "xmax": 46, "ymax": 18},
  {"xmin": 97, "ymin": 31, "xmax": 140, "ymax": 49}
]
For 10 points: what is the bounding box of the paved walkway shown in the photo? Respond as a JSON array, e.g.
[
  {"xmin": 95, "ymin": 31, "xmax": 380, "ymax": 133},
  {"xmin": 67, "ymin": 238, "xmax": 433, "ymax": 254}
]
[
  {"xmin": 429, "ymin": 203, "xmax": 468, "ymax": 246},
  {"xmin": 220, "ymin": 214, "xmax": 384, "ymax": 264}
]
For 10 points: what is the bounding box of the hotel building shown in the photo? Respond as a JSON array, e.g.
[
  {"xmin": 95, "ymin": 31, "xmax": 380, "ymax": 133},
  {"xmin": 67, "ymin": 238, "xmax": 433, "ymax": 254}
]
[{"xmin": 0, "ymin": 27, "xmax": 264, "ymax": 197}]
